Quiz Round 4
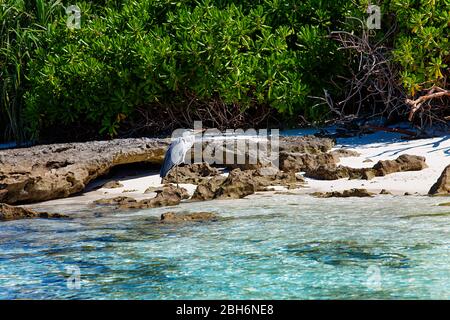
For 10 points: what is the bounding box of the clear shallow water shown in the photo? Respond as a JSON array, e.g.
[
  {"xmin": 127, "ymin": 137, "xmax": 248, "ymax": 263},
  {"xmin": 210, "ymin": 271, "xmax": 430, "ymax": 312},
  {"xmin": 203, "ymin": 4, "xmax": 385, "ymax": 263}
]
[{"xmin": 0, "ymin": 195, "xmax": 449, "ymax": 299}]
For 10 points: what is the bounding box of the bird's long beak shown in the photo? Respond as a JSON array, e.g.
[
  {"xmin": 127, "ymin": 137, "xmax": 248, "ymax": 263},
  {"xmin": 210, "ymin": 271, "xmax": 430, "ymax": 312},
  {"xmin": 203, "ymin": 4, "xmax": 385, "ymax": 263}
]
[{"xmin": 193, "ymin": 128, "xmax": 206, "ymax": 134}]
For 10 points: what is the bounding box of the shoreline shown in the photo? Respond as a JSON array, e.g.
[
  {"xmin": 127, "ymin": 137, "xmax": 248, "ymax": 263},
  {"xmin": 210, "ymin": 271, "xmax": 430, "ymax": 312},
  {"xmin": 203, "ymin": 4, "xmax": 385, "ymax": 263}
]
[{"xmin": 25, "ymin": 130, "xmax": 450, "ymax": 211}]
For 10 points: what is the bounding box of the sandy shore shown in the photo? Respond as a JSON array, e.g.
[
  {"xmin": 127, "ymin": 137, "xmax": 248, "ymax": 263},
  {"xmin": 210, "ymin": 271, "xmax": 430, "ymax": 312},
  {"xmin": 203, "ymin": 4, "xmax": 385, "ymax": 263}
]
[{"xmin": 32, "ymin": 130, "xmax": 449, "ymax": 209}]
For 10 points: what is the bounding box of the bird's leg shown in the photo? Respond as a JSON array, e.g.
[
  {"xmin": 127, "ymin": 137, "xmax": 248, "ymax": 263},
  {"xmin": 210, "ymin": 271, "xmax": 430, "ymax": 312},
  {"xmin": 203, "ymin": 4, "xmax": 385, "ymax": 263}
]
[{"xmin": 176, "ymin": 165, "xmax": 179, "ymax": 189}]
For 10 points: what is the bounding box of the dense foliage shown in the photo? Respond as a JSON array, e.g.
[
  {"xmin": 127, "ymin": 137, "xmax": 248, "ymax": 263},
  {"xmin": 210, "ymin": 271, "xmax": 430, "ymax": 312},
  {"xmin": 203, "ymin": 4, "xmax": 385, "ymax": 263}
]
[
  {"xmin": 0, "ymin": 0, "xmax": 448, "ymax": 143},
  {"xmin": 389, "ymin": 0, "xmax": 449, "ymax": 96}
]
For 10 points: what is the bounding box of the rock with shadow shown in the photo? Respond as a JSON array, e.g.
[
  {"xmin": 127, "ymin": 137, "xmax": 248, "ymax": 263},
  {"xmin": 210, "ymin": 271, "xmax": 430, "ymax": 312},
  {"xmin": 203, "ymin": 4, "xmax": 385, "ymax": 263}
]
[
  {"xmin": 162, "ymin": 162, "xmax": 219, "ymax": 184},
  {"xmin": 0, "ymin": 203, "xmax": 68, "ymax": 221},
  {"xmin": 429, "ymin": 164, "xmax": 450, "ymax": 196}
]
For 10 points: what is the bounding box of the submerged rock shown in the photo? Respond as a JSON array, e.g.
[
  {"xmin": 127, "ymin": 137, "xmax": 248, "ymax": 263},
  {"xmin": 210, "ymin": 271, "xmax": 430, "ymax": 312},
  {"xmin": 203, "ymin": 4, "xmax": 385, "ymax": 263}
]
[
  {"xmin": 0, "ymin": 138, "xmax": 168, "ymax": 204},
  {"xmin": 0, "ymin": 203, "xmax": 68, "ymax": 221},
  {"xmin": 162, "ymin": 162, "xmax": 219, "ymax": 184},
  {"xmin": 429, "ymin": 164, "xmax": 450, "ymax": 196},
  {"xmin": 311, "ymin": 188, "xmax": 374, "ymax": 198},
  {"xmin": 160, "ymin": 211, "xmax": 218, "ymax": 223}
]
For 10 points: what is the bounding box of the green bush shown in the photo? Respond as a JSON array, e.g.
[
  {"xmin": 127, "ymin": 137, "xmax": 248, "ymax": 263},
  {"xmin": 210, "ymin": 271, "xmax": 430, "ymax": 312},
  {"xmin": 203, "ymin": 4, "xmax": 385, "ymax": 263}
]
[
  {"xmin": 22, "ymin": 0, "xmax": 358, "ymax": 139},
  {"xmin": 388, "ymin": 0, "xmax": 449, "ymax": 96}
]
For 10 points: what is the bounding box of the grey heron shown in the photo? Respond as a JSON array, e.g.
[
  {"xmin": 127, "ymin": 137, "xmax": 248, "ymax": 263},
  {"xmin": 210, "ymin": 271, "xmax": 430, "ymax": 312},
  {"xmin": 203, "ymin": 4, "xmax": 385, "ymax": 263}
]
[{"xmin": 160, "ymin": 129, "xmax": 204, "ymax": 187}]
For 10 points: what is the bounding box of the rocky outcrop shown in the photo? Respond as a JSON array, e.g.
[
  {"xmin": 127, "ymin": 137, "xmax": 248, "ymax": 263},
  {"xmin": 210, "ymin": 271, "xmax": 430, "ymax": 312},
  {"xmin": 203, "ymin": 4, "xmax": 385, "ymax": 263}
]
[
  {"xmin": 311, "ymin": 188, "xmax": 374, "ymax": 198},
  {"xmin": 192, "ymin": 167, "xmax": 303, "ymax": 201},
  {"xmin": 372, "ymin": 154, "xmax": 427, "ymax": 176},
  {"xmin": 429, "ymin": 164, "xmax": 450, "ymax": 195},
  {"xmin": 215, "ymin": 169, "xmax": 258, "ymax": 199},
  {"xmin": 191, "ymin": 176, "xmax": 227, "ymax": 201},
  {"xmin": 162, "ymin": 162, "xmax": 219, "ymax": 184},
  {"xmin": 280, "ymin": 152, "xmax": 338, "ymax": 173},
  {"xmin": 280, "ymin": 136, "xmax": 335, "ymax": 154},
  {"xmin": 305, "ymin": 165, "xmax": 376, "ymax": 180},
  {"xmin": 93, "ymin": 185, "xmax": 188, "ymax": 209},
  {"xmin": 218, "ymin": 135, "xmax": 335, "ymax": 171},
  {"xmin": 160, "ymin": 211, "xmax": 218, "ymax": 223},
  {"xmin": 0, "ymin": 138, "xmax": 168, "ymax": 204},
  {"xmin": 305, "ymin": 154, "xmax": 427, "ymax": 181},
  {"xmin": 0, "ymin": 203, "xmax": 68, "ymax": 221}
]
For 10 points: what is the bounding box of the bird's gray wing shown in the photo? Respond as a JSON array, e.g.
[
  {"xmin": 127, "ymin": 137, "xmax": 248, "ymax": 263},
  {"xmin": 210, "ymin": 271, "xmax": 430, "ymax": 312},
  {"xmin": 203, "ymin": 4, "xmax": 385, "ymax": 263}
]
[{"xmin": 160, "ymin": 139, "xmax": 184, "ymax": 178}]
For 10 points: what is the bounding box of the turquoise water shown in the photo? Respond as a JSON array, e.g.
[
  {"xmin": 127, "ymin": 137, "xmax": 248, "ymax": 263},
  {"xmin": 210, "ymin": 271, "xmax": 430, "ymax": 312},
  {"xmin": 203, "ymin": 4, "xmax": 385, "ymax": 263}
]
[{"xmin": 0, "ymin": 194, "xmax": 449, "ymax": 299}]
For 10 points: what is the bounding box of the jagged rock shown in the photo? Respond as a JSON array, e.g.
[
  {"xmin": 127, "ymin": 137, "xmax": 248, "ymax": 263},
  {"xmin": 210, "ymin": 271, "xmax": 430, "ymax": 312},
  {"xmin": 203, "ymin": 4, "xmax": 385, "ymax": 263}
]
[
  {"xmin": 305, "ymin": 154, "xmax": 426, "ymax": 181},
  {"xmin": 373, "ymin": 154, "xmax": 427, "ymax": 176},
  {"xmin": 93, "ymin": 185, "xmax": 189, "ymax": 209},
  {"xmin": 192, "ymin": 167, "xmax": 303, "ymax": 201},
  {"xmin": 0, "ymin": 138, "xmax": 168, "ymax": 204},
  {"xmin": 279, "ymin": 136, "xmax": 335, "ymax": 154},
  {"xmin": 160, "ymin": 211, "xmax": 218, "ymax": 223},
  {"xmin": 252, "ymin": 166, "xmax": 303, "ymax": 188},
  {"xmin": 0, "ymin": 203, "xmax": 68, "ymax": 221},
  {"xmin": 305, "ymin": 165, "xmax": 376, "ymax": 180},
  {"xmin": 428, "ymin": 164, "xmax": 450, "ymax": 196},
  {"xmin": 311, "ymin": 188, "xmax": 374, "ymax": 198},
  {"xmin": 280, "ymin": 152, "xmax": 338, "ymax": 173},
  {"xmin": 379, "ymin": 189, "xmax": 392, "ymax": 195},
  {"xmin": 102, "ymin": 180, "xmax": 124, "ymax": 189},
  {"xmin": 122, "ymin": 185, "xmax": 189, "ymax": 209},
  {"xmin": 191, "ymin": 176, "xmax": 227, "ymax": 201},
  {"xmin": 215, "ymin": 169, "xmax": 258, "ymax": 199},
  {"xmin": 162, "ymin": 162, "xmax": 219, "ymax": 184},
  {"xmin": 201, "ymin": 135, "xmax": 335, "ymax": 171}
]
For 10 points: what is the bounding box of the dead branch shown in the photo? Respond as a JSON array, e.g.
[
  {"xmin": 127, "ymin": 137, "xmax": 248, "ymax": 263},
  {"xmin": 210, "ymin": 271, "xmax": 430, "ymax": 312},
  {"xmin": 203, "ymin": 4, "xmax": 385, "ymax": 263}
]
[{"xmin": 405, "ymin": 87, "xmax": 450, "ymax": 121}]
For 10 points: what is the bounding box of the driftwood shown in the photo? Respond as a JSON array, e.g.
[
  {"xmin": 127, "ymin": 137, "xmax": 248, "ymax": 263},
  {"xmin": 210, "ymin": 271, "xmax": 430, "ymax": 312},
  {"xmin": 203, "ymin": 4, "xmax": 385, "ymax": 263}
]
[{"xmin": 405, "ymin": 86, "xmax": 450, "ymax": 121}]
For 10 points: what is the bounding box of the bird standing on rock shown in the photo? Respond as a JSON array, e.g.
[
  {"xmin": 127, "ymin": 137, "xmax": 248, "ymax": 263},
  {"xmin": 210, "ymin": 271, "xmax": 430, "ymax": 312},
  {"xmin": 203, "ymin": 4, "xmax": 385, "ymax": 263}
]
[{"xmin": 160, "ymin": 129, "xmax": 205, "ymax": 188}]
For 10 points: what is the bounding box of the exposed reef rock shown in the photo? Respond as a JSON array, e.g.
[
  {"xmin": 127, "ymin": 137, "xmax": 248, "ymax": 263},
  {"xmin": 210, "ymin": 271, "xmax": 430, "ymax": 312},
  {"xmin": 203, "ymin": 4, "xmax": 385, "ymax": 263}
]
[
  {"xmin": 428, "ymin": 164, "xmax": 450, "ymax": 196},
  {"xmin": 0, "ymin": 203, "xmax": 68, "ymax": 221},
  {"xmin": 311, "ymin": 188, "xmax": 374, "ymax": 198},
  {"xmin": 93, "ymin": 185, "xmax": 189, "ymax": 209},
  {"xmin": 305, "ymin": 154, "xmax": 427, "ymax": 181},
  {"xmin": 279, "ymin": 136, "xmax": 335, "ymax": 154},
  {"xmin": 192, "ymin": 167, "xmax": 303, "ymax": 201},
  {"xmin": 160, "ymin": 211, "xmax": 218, "ymax": 223},
  {"xmin": 162, "ymin": 162, "xmax": 219, "ymax": 184},
  {"xmin": 0, "ymin": 138, "xmax": 168, "ymax": 204}
]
